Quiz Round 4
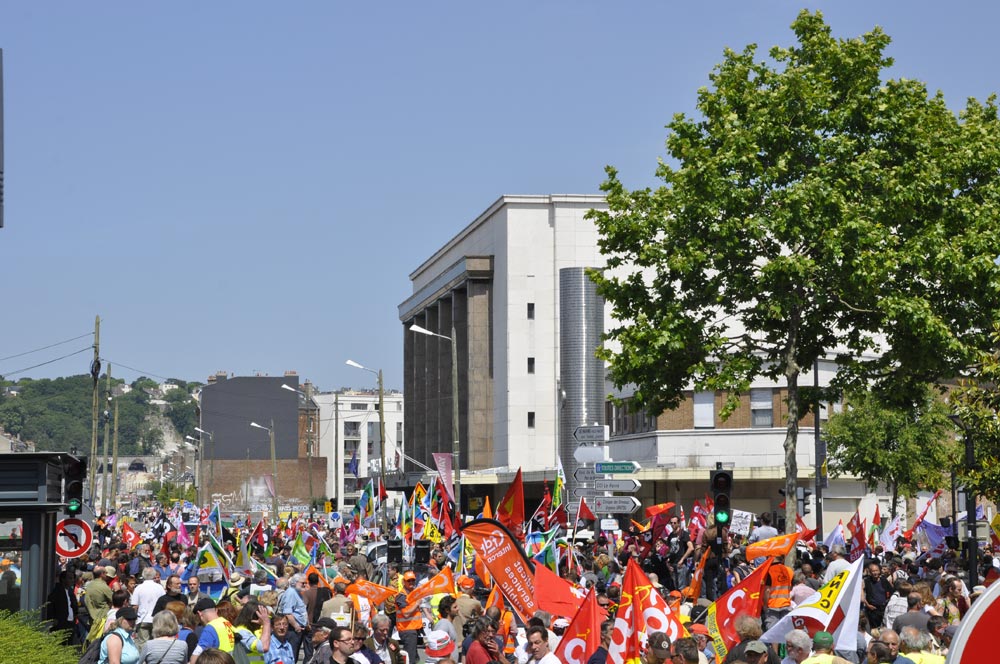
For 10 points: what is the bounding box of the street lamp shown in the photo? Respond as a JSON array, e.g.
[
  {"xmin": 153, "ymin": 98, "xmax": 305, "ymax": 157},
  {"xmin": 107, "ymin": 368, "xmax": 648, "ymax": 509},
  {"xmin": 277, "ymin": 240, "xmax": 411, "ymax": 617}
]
[
  {"xmin": 948, "ymin": 413, "xmax": 978, "ymax": 585},
  {"xmin": 346, "ymin": 359, "xmax": 388, "ymax": 535},
  {"xmin": 194, "ymin": 427, "xmax": 215, "ymax": 501},
  {"xmin": 184, "ymin": 436, "xmax": 203, "ymax": 506},
  {"xmin": 409, "ymin": 323, "xmax": 461, "ymax": 515},
  {"xmin": 282, "ymin": 383, "xmax": 317, "ymax": 512},
  {"xmin": 250, "ymin": 420, "xmax": 280, "ymax": 519}
]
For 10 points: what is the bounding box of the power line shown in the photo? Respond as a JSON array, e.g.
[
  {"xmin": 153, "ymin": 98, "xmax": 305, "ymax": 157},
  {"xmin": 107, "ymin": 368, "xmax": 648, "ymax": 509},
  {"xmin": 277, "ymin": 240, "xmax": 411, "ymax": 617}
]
[
  {"xmin": 0, "ymin": 331, "xmax": 93, "ymax": 364},
  {"xmin": 100, "ymin": 358, "xmax": 173, "ymax": 382},
  {"xmin": 1, "ymin": 347, "xmax": 93, "ymax": 378}
]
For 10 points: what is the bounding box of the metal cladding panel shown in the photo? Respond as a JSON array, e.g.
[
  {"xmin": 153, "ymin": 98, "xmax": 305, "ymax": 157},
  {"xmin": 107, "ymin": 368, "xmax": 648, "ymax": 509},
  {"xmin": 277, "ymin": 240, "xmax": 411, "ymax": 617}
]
[
  {"xmin": 559, "ymin": 268, "xmax": 606, "ymax": 502},
  {"xmin": 200, "ymin": 376, "xmax": 300, "ymax": 459}
]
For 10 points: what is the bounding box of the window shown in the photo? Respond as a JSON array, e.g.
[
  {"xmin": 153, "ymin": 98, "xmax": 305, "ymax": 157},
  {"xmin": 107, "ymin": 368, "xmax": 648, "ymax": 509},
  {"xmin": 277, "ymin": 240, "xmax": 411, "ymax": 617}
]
[
  {"xmin": 693, "ymin": 391, "xmax": 714, "ymax": 428},
  {"xmin": 351, "ymin": 403, "xmax": 368, "ymax": 411},
  {"xmin": 527, "ymin": 411, "xmax": 536, "ymax": 428},
  {"xmin": 750, "ymin": 388, "xmax": 773, "ymax": 427},
  {"xmin": 344, "ymin": 421, "xmax": 361, "ymax": 438},
  {"xmin": 527, "ymin": 303, "xmax": 535, "ymax": 319},
  {"xmin": 527, "ymin": 357, "xmax": 535, "ymax": 374}
]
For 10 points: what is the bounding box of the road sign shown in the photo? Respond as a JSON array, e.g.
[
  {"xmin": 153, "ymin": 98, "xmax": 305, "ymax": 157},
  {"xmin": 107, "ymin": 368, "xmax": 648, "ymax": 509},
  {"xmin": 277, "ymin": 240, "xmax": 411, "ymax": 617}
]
[
  {"xmin": 55, "ymin": 517, "xmax": 93, "ymax": 558},
  {"xmin": 593, "ymin": 496, "xmax": 641, "ymax": 514},
  {"xmin": 600, "ymin": 518, "xmax": 620, "ymax": 532},
  {"xmin": 574, "ymin": 424, "xmax": 609, "ymax": 442},
  {"xmin": 574, "ymin": 467, "xmax": 597, "ymax": 482},
  {"xmin": 595, "ymin": 461, "xmax": 641, "ymax": 474},
  {"xmin": 573, "ymin": 486, "xmax": 597, "ymax": 499},
  {"xmin": 574, "ymin": 445, "xmax": 608, "ymax": 463},
  {"xmin": 595, "ymin": 478, "xmax": 641, "ymax": 493}
]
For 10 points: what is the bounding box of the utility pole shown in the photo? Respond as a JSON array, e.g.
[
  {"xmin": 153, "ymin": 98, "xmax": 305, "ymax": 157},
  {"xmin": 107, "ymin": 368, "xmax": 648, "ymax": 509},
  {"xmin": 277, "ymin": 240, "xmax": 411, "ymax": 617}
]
[
  {"xmin": 111, "ymin": 398, "xmax": 119, "ymax": 509},
  {"xmin": 245, "ymin": 448, "xmax": 250, "ymax": 512},
  {"xmin": 334, "ymin": 392, "xmax": 340, "ymax": 513},
  {"xmin": 88, "ymin": 316, "xmax": 101, "ymax": 504},
  {"xmin": 269, "ymin": 418, "xmax": 279, "ymax": 521},
  {"xmin": 305, "ymin": 382, "xmax": 315, "ymax": 512},
  {"xmin": 814, "ymin": 358, "xmax": 824, "ymax": 542},
  {"xmin": 377, "ymin": 370, "xmax": 387, "ymax": 535},
  {"xmin": 101, "ymin": 364, "xmax": 112, "ymax": 515}
]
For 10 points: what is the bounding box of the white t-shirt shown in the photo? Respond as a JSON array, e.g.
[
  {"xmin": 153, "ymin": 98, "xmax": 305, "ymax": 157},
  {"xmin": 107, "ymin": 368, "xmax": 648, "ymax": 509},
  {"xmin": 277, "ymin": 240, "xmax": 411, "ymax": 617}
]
[
  {"xmin": 132, "ymin": 579, "xmax": 165, "ymax": 624},
  {"xmin": 530, "ymin": 653, "xmax": 561, "ymax": 664}
]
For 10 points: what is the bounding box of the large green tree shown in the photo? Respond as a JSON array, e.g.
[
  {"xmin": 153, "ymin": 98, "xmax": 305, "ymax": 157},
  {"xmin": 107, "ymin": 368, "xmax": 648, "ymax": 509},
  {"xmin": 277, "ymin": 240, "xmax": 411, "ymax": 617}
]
[
  {"xmin": 951, "ymin": 325, "xmax": 1000, "ymax": 504},
  {"xmin": 589, "ymin": 11, "xmax": 1000, "ymax": 531},
  {"xmin": 824, "ymin": 386, "xmax": 958, "ymax": 517}
]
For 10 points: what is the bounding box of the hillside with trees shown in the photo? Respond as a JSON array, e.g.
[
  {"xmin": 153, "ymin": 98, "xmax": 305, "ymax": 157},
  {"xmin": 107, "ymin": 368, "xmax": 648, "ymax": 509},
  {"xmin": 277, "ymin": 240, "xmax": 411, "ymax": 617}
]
[{"xmin": 0, "ymin": 374, "xmax": 201, "ymax": 455}]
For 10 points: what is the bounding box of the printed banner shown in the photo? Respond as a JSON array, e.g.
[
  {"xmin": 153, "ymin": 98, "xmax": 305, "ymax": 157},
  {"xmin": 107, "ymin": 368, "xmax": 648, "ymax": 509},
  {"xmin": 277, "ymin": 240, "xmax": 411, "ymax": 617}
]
[
  {"xmin": 706, "ymin": 560, "xmax": 772, "ymax": 662},
  {"xmin": 461, "ymin": 518, "xmax": 537, "ymax": 621}
]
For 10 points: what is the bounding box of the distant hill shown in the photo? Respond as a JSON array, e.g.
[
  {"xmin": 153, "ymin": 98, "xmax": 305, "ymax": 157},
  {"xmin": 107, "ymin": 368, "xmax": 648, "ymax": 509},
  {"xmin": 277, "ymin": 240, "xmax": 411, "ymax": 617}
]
[{"xmin": 0, "ymin": 374, "xmax": 200, "ymax": 456}]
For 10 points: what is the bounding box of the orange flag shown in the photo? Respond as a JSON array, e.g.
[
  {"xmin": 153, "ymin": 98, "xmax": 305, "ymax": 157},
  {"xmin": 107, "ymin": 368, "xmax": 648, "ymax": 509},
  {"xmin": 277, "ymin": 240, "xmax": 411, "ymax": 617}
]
[
  {"xmin": 610, "ymin": 559, "xmax": 688, "ymax": 664},
  {"xmin": 683, "ymin": 546, "xmax": 712, "ymax": 599},
  {"xmin": 553, "ymin": 588, "xmax": 602, "ymax": 664},
  {"xmin": 482, "ymin": 496, "xmax": 493, "ymax": 520},
  {"xmin": 745, "ymin": 532, "xmax": 799, "ymax": 561},
  {"xmin": 405, "ymin": 566, "xmax": 455, "ymax": 606},
  {"xmin": 645, "ymin": 502, "xmax": 676, "ymax": 519},
  {"xmin": 347, "ymin": 578, "xmax": 398, "ymax": 606},
  {"xmin": 462, "ymin": 518, "xmax": 537, "ymax": 621},
  {"xmin": 497, "ymin": 468, "xmax": 525, "ymax": 541},
  {"xmin": 304, "ymin": 564, "xmax": 334, "ymax": 591},
  {"xmin": 485, "ymin": 584, "xmax": 504, "ymax": 611}
]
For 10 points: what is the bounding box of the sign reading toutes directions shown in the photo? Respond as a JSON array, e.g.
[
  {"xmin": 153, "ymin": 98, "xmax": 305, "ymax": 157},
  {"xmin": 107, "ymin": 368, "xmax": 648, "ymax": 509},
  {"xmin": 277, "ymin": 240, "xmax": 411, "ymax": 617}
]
[
  {"xmin": 593, "ymin": 496, "xmax": 641, "ymax": 514},
  {"xmin": 55, "ymin": 517, "xmax": 92, "ymax": 558},
  {"xmin": 595, "ymin": 461, "xmax": 641, "ymax": 474},
  {"xmin": 595, "ymin": 478, "xmax": 641, "ymax": 492}
]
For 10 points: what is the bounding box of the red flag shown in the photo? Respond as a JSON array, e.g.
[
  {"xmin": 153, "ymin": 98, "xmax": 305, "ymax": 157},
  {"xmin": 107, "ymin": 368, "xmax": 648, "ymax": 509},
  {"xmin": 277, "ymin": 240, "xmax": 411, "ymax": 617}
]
[
  {"xmin": 706, "ymin": 560, "xmax": 773, "ymax": 662},
  {"xmin": 534, "ymin": 562, "xmax": 592, "ymax": 619},
  {"xmin": 531, "ymin": 484, "xmax": 552, "ymax": 527},
  {"xmin": 795, "ymin": 515, "xmax": 817, "ymax": 543},
  {"xmin": 849, "ymin": 519, "xmax": 867, "ymax": 562},
  {"xmin": 610, "ymin": 559, "xmax": 688, "ymax": 664},
  {"xmin": 121, "ymin": 522, "xmax": 141, "ymax": 550},
  {"xmin": 644, "ymin": 501, "xmax": 676, "ymax": 519},
  {"xmin": 554, "ymin": 588, "xmax": 602, "ymax": 664},
  {"xmin": 704, "ymin": 493, "xmax": 714, "ymax": 513},
  {"xmin": 578, "ymin": 497, "xmax": 596, "ymax": 522},
  {"xmin": 903, "ymin": 489, "xmax": 943, "ymax": 539},
  {"xmin": 547, "ymin": 503, "xmax": 568, "ymax": 529},
  {"xmin": 872, "ymin": 504, "xmax": 882, "ymax": 528},
  {"xmin": 497, "ymin": 468, "xmax": 525, "ymax": 541},
  {"xmin": 846, "ymin": 509, "xmax": 863, "ymax": 538},
  {"xmin": 684, "ymin": 547, "xmax": 712, "ymax": 600}
]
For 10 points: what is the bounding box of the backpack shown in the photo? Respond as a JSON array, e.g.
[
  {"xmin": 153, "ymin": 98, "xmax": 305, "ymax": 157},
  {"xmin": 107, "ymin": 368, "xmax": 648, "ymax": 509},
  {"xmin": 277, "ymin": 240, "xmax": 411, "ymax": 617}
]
[
  {"xmin": 230, "ymin": 633, "xmax": 252, "ymax": 664},
  {"xmin": 77, "ymin": 631, "xmax": 122, "ymax": 664}
]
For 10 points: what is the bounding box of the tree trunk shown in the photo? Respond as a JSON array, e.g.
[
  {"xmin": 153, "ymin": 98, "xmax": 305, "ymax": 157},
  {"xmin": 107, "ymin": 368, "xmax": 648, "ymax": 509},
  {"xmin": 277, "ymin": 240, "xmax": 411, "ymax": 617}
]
[
  {"xmin": 784, "ymin": 310, "xmax": 802, "ymax": 567},
  {"xmin": 891, "ymin": 482, "xmax": 899, "ymax": 519}
]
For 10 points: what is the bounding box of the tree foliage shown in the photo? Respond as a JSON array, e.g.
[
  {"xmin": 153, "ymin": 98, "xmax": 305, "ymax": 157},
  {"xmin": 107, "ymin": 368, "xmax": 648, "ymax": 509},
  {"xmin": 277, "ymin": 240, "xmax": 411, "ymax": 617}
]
[
  {"xmin": 824, "ymin": 386, "xmax": 958, "ymax": 516},
  {"xmin": 589, "ymin": 10, "xmax": 1000, "ymax": 531},
  {"xmin": 951, "ymin": 325, "xmax": 1000, "ymax": 503}
]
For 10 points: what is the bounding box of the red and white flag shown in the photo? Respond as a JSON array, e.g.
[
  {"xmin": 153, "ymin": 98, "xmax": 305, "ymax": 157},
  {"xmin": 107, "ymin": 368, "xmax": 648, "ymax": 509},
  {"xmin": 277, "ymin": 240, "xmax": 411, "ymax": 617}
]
[
  {"xmin": 554, "ymin": 588, "xmax": 603, "ymax": 664},
  {"xmin": 706, "ymin": 560, "xmax": 773, "ymax": 662},
  {"xmin": 121, "ymin": 522, "xmax": 141, "ymax": 550},
  {"xmin": 610, "ymin": 559, "xmax": 688, "ymax": 664}
]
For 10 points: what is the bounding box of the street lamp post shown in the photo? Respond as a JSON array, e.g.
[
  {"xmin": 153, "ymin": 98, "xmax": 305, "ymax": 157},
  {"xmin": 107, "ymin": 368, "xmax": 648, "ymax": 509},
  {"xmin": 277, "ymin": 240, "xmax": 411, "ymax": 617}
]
[
  {"xmin": 282, "ymin": 383, "xmax": 316, "ymax": 513},
  {"xmin": 250, "ymin": 420, "xmax": 279, "ymax": 519},
  {"xmin": 409, "ymin": 323, "xmax": 461, "ymax": 515},
  {"xmin": 185, "ymin": 435, "xmax": 203, "ymax": 506},
  {"xmin": 346, "ymin": 359, "xmax": 388, "ymax": 535},
  {"xmin": 194, "ymin": 427, "xmax": 214, "ymax": 502},
  {"xmin": 949, "ymin": 414, "xmax": 978, "ymax": 585}
]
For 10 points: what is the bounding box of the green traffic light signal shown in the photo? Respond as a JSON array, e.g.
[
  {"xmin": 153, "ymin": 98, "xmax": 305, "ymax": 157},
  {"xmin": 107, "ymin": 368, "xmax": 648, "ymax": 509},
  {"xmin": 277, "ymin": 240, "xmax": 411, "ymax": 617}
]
[{"xmin": 67, "ymin": 497, "xmax": 83, "ymax": 515}]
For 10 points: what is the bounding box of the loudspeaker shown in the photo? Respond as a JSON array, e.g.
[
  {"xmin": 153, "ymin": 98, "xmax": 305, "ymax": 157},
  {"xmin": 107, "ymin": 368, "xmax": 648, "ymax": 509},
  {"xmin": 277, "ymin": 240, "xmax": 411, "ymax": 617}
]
[
  {"xmin": 388, "ymin": 540, "xmax": 403, "ymax": 564},
  {"xmin": 415, "ymin": 539, "xmax": 431, "ymax": 564}
]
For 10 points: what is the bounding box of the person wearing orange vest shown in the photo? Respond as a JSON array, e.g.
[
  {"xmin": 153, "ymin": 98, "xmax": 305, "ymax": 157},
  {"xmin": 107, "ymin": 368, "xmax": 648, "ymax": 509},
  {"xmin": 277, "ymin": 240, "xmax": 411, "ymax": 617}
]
[
  {"xmin": 394, "ymin": 571, "xmax": 423, "ymax": 664},
  {"xmin": 763, "ymin": 556, "xmax": 794, "ymax": 631}
]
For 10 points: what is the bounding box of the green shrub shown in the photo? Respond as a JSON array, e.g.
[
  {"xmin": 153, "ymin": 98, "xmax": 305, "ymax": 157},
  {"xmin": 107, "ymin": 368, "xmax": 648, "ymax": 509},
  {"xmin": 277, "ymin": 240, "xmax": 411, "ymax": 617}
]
[{"xmin": 0, "ymin": 610, "xmax": 79, "ymax": 664}]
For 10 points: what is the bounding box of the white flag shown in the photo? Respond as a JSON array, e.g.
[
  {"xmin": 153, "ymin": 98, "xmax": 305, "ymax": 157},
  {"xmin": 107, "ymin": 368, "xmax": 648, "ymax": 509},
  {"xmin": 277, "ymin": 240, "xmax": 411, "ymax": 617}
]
[
  {"xmin": 879, "ymin": 516, "xmax": 901, "ymax": 553},
  {"xmin": 760, "ymin": 556, "xmax": 863, "ymax": 652},
  {"xmin": 823, "ymin": 520, "xmax": 846, "ymax": 550}
]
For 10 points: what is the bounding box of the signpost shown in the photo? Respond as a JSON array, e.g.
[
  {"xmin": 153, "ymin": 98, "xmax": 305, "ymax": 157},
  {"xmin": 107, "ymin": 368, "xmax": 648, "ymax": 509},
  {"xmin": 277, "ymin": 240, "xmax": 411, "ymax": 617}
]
[
  {"xmin": 573, "ymin": 425, "xmax": 609, "ymax": 443},
  {"xmin": 574, "ymin": 446, "xmax": 608, "ymax": 464},
  {"xmin": 574, "ymin": 467, "xmax": 597, "ymax": 483},
  {"xmin": 573, "ymin": 486, "xmax": 597, "ymax": 499},
  {"xmin": 600, "ymin": 518, "xmax": 620, "ymax": 532},
  {"xmin": 55, "ymin": 517, "xmax": 93, "ymax": 558},
  {"xmin": 593, "ymin": 496, "xmax": 641, "ymax": 514},
  {"xmin": 595, "ymin": 461, "xmax": 641, "ymax": 474},
  {"xmin": 595, "ymin": 478, "xmax": 641, "ymax": 492}
]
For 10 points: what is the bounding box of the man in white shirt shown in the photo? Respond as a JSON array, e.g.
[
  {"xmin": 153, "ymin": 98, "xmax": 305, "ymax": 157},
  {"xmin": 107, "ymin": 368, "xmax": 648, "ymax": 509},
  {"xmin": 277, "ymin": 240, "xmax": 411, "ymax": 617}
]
[
  {"xmin": 131, "ymin": 566, "xmax": 165, "ymax": 648},
  {"xmin": 526, "ymin": 625, "xmax": 560, "ymax": 664},
  {"xmin": 823, "ymin": 545, "xmax": 851, "ymax": 584}
]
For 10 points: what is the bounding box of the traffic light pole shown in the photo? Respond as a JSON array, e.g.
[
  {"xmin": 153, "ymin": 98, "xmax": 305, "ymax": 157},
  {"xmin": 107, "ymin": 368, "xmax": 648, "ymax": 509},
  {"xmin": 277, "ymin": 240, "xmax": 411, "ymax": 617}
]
[{"xmin": 814, "ymin": 358, "xmax": 824, "ymax": 542}]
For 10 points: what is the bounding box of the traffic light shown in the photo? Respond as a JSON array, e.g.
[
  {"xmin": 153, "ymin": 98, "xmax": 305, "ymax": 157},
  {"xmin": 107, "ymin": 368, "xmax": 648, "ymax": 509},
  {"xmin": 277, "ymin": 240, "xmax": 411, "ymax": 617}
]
[
  {"xmin": 711, "ymin": 467, "xmax": 733, "ymax": 526},
  {"xmin": 796, "ymin": 486, "xmax": 812, "ymax": 516},
  {"xmin": 63, "ymin": 454, "xmax": 87, "ymax": 516}
]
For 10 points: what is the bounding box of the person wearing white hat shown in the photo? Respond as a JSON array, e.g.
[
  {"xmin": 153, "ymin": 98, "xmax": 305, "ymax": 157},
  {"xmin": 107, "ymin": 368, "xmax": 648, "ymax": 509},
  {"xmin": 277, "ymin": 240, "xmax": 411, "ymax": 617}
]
[{"xmin": 425, "ymin": 629, "xmax": 457, "ymax": 664}]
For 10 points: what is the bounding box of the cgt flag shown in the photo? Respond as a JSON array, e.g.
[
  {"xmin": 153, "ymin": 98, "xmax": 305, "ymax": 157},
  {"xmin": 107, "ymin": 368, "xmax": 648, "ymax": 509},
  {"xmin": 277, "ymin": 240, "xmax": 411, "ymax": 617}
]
[
  {"xmin": 554, "ymin": 587, "xmax": 602, "ymax": 664},
  {"xmin": 610, "ymin": 559, "xmax": 688, "ymax": 664},
  {"xmin": 760, "ymin": 556, "xmax": 864, "ymax": 653},
  {"xmin": 706, "ymin": 560, "xmax": 772, "ymax": 662},
  {"xmin": 462, "ymin": 518, "xmax": 537, "ymax": 621},
  {"xmin": 121, "ymin": 522, "xmax": 141, "ymax": 550}
]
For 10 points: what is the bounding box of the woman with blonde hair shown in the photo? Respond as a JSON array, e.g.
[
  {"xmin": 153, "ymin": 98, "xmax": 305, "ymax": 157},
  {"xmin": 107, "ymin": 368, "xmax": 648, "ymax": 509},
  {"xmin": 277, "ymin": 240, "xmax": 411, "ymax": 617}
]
[{"xmin": 98, "ymin": 605, "xmax": 140, "ymax": 664}]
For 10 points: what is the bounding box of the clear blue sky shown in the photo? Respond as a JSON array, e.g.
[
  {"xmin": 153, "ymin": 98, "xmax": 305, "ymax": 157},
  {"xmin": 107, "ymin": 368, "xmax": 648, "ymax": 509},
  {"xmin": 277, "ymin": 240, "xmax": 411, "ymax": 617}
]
[{"xmin": 1, "ymin": 2, "xmax": 997, "ymax": 392}]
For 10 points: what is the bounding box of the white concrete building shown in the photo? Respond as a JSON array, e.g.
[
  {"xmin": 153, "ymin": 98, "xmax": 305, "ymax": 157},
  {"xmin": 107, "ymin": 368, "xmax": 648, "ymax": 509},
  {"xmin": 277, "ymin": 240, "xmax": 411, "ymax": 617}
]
[
  {"xmin": 398, "ymin": 194, "xmax": 883, "ymax": 533},
  {"xmin": 313, "ymin": 389, "xmax": 404, "ymax": 513}
]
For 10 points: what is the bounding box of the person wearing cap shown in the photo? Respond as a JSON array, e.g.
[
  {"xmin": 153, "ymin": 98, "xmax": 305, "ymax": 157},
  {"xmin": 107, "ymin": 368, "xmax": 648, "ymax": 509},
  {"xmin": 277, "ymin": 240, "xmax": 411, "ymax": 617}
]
[
  {"xmin": 308, "ymin": 617, "xmax": 338, "ymax": 664},
  {"xmin": 454, "ymin": 574, "xmax": 481, "ymax": 636},
  {"xmin": 686, "ymin": 624, "xmax": 711, "ymax": 664},
  {"xmin": 132, "ymin": 566, "xmax": 165, "ymax": 648},
  {"xmin": 740, "ymin": 640, "xmax": 770, "ymax": 664},
  {"xmin": 424, "ymin": 629, "xmax": 456, "ymax": 664},
  {"xmin": 644, "ymin": 631, "xmax": 671, "ymax": 664},
  {"xmin": 100, "ymin": 605, "xmax": 140, "ymax": 664},
  {"xmin": 803, "ymin": 631, "xmax": 851, "ymax": 664},
  {"xmin": 395, "ymin": 570, "xmax": 423, "ymax": 664},
  {"xmin": 191, "ymin": 598, "xmax": 236, "ymax": 662}
]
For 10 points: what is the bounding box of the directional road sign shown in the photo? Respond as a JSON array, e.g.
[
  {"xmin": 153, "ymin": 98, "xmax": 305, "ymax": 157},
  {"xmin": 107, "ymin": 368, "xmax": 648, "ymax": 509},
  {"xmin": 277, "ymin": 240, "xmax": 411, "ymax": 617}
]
[
  {"xmin": 573, "ymin": 425, "xmax": 609, "ymax": 443},
  {"xmin": 574, "ymin": 445, "xmax": 608, "ymax": 463},
  {"xmin": 595, "ymin": 478, "xmax": 641, "ymax": 493},
  {"xmin": 574, "ymin": 467, "xmax": 597, "ymax": 483},
  {"xmin": 572, "ymin": 487, "xmax": 598, "ymax": 499},
  {"xmin": 595, "ymin": 461, "xmax": 641, "ymax": 474},
  {"xmin": 600, "ymin": 518, "xmax": 620, "ymax": 532},
  {"xmin": 55, "ymin": 517, "xmax": 93, "ymax": 558},
  {"xmin": 593, "ymin": 496, "xmax": 642, "ymax": 514}
]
